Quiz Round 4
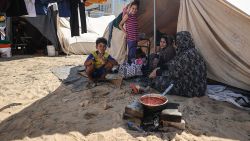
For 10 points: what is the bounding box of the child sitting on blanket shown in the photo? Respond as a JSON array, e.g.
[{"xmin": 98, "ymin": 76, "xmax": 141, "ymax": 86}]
[{"xmin": 84, "ymin": 37, "xmax": 118, "ymax": 85}]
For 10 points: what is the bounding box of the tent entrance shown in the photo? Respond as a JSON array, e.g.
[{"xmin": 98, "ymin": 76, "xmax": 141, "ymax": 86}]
[{"xmin": 11, "ymin": 17, "xmax": 51, "ymax": 55}]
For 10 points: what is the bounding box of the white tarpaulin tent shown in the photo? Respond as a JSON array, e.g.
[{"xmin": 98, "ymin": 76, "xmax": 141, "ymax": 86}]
[{"xmin": 57, "ymin": 15, "xmax": 115, "ymax": 55}]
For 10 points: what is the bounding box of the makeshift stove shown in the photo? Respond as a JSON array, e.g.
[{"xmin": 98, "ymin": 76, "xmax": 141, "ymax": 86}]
[{"xmin": 123, "ymin": 100, "xmax": 185, "ymax": 132}]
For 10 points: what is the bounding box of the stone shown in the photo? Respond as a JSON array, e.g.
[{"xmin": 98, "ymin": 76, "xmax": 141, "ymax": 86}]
[
  {"xmin": 123, "ymin": 113, "xmax": 141, "ymax": 125},
  {"xmin": 162, "ymin": 119, "xmax": 186, "ymax": 130},
  {"xmin": 124, "ymin": 100, "xmax": 144, "ymax": 118},
  {"xmin": 165, "ymin": 102, "xmax": 180, "ymax": 109},
  {"xmin": 106, "ymin": 74, "xmax": 123, "ymax": 88},
  {"xmin": 161, "ymin": 109, "xmax": 182, "ymax": 122}
]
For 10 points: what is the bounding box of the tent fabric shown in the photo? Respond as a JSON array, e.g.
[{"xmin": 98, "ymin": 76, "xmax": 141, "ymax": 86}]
[
  {"xmin": 137, "ymin": 0, "xmax": 180, "ymax": 36},
  {"xmin": 57, "ymin": 15, "xmax": 115, "ymax": 55},
  {"xmin": 177, "ymin": 0, "xmax": 250, "ymax": 91},
  {"xmin": 103, "ymin": 27, "xmax": 127, "ymax": 64},
  {"xmin": 57, "ymin": 21, "xmax": 96, "ymax": 55}
]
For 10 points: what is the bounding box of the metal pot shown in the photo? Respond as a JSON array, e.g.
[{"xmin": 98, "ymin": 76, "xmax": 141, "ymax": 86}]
[{"xmin": 139, "ymin": 84, "xmax": 174, "ymax": 111}]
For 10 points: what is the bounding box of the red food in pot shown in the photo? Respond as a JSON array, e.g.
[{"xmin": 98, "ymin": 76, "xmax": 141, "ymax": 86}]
[{"xmin": 141, "ymin": 96, "xmax": 166, "ymax": 106}]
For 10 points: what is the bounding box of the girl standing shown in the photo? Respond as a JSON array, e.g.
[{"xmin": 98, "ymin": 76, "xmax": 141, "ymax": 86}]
[{"xmin": 119, "ymin": 1, "xmax": 139, "ymax": 64}]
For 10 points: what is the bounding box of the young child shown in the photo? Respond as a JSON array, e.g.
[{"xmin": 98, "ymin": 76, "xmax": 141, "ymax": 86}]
[
  {"xmin": 84, "ymin": 37, "xmax": 118, "ymax": 85},
  {"xmin": 135, "ymin": 48, "xmax": 146, "ymax": 65},
  {"xmin": 119, "ymin": 1, "xmax": 139, "ymax": 64}
]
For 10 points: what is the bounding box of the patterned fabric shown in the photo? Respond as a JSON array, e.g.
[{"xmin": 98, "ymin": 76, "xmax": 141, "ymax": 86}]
[
  {"xmin": 125, "ymin": 13, "xmax": 138, "ymax": 41},
  {"xmin": 119, "ymin": 62, "xmax": 143, "ymax": 79},
  {"xmin": 153, "ymin": 31, "xmax": 207, "ymax": 97},
  {"xmin": 148, "ymin": 46, "xmax": 176, "ymax": 72},
  {"xmin": 158, "ymin": 46, "xmax": 176, "ymax": 68}
]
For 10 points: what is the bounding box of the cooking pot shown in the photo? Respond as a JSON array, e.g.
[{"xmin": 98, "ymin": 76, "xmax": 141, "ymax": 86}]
[{"xmin": 139, "ymin": 84, "xmax": 174, "ymax": 111}]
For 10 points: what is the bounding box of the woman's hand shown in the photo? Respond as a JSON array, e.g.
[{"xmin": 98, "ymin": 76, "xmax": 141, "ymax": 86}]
[
  {"xmin": 152, "ymin": 58, "xmax": 159, "ymax": 69},
  {"xmin": 173, "ymin": 40, "xmax": 177, "ymax": 49},
  {"xmin": 149, "ymin": 68, "xmax": 159, "ymax": 79}
]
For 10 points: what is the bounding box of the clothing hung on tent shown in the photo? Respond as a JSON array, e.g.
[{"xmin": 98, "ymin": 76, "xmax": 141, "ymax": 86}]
[
  {"xmin": 4, "ymin": 0, "xmax": 88, "ymax": 38},
  {"xmin": 69, "ymin": 0, "xmax": 87, "ymax": 37},
  {"xmin": 35, "ymin": 0, "xmax": 49, "ymax": 15},
  {"xmin": 57, "ymin": 0, "xmax": 71, "ymax": 17},
  {"xmin": 24, "ymin": 0, "xmax": 37, "ymax": 17}
]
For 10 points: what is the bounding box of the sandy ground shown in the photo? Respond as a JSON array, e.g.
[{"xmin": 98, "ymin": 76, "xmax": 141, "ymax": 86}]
[{"xmin": 0, "ymin": 55, "xmax": 250, "ymax": 141}]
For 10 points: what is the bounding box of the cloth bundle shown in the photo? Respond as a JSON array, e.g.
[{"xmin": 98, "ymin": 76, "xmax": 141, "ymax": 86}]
[
  {"xmin": 119, "ymin": 60, "xmax": 143, "ymax": 79},
  {"xmin": 207, "ymin": 85, "xmax": 250, "ymax": 111}
]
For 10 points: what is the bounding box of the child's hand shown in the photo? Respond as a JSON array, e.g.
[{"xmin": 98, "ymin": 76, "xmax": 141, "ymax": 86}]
[
  {"xmin": 84, "ymin": 59, "xmax": 94, "ymax": 66},
  {"xmin": 100, "ymin": 57, "xmax": 107, "ymax": 65},
  {"xmin": 98, "ymin": 54, "xmax": 106, "ymax": 65},
  {"xmin": 122, "ymin": 31, "xmax": 127, "ymax": 37}
]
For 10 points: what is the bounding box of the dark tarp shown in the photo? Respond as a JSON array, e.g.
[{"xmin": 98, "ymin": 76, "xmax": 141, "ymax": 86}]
[{"xmin": 25, "ymin": 7, "xmax": 59, "ymax": 49}]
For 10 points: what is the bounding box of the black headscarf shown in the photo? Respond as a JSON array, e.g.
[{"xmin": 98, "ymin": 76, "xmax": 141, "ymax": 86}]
[{"xmin": 175, "ymin": 31, "xmax": 195, "ymax": 55}]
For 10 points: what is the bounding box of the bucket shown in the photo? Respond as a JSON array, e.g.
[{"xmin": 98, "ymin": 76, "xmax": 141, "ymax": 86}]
[
  {"xmin": 47, "ymin": 45, "xmax": 56, "ymax": 56},
  {"xmin": 0, "ymin": 44, "xmax": 12, "ymax": 58}
]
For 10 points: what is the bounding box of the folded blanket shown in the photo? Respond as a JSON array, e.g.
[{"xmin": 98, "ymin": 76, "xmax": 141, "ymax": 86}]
[{"xmin": 207, "ymin": 85, "xmax": 250, "ymax": 110}]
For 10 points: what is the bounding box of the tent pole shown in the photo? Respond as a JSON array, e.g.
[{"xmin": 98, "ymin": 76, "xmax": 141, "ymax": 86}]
[
  {"xmin": 112, "ymin": 0, "xmax": 115, "ymax": 15},
  {"xmin": 154, "ymin": 0, "xmax": 156, "ymax": 53}
]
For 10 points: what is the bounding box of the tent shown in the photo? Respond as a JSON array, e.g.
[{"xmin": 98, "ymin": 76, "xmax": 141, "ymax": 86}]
[
  {"xmin": 7, "ymin": 0, "xmax": 249, "ymax": 91},
  {"xmin": 1, "ymin": 0, "xmax": 111, "ymax": 54},
  {"xmin": 143, "ymin": 0, "xmax": 250, "ymax": 91},
  {"xmin": 57, "ymin": 15, "xmax": 115, "ymax": 56},
  {"xmin": 103, "ymin": 0, "xmax": 250, "ymax": 92}
]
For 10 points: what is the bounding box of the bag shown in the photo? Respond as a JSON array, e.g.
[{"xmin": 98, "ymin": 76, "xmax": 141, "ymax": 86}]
[{"xmin": 119, "ymin": 62, "xmax": 143, "ymax": 79}]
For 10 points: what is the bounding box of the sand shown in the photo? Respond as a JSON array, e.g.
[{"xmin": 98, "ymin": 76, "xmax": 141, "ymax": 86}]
[{"xmin": 0, "ymin": 55, "xmax": 250, "ymax": 141}]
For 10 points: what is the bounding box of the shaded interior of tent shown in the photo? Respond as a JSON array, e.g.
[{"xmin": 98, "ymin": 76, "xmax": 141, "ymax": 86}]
[
  {"xmin": 136, "ymin": 0, "xmax": 250, "ymax": 92},
  {"xmin": 138, "ymin": 0, "xmax": 180, "ymax": 36},
  {"xmin": 11, "ymin": 17, "xmax": 51, "ymax": 55}
]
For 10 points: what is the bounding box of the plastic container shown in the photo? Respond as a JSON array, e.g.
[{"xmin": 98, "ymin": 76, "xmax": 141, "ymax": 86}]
[
  {"xmin": 0, "ymin": 44, "xmax": 12, "ymax": 58},
  {"xmin": 47, "ymin": 45, "xmax": 56, "ymax": 56}
]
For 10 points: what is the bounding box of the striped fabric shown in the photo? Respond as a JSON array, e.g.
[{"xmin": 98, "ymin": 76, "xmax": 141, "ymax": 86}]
[{"xmin": 126, "ymin": 13, "xmax": 138, "ymax": 41}]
